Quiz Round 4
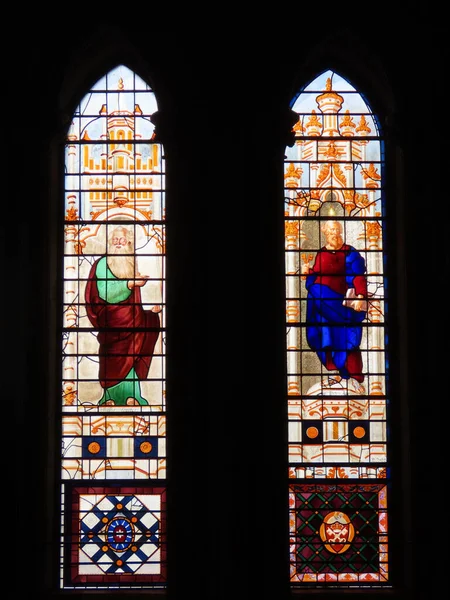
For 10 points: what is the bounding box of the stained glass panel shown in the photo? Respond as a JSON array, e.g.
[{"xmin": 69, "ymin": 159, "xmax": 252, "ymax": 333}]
[
  {"xmin": 285, "ymin": 71, "xmax": 390, "ymax": 587},
  {"xmin": 60, "ymin": 65, "xmax": 166, "ymax": 590}
]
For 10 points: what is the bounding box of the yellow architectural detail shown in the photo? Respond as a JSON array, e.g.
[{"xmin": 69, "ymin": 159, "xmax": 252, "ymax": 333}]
[
  {"xmin": 340, "ymin": 110, "xmax": 356, "ymax": 129},
  {"xmin": 285, "ymin": 162, "xmax": 303, "ymax": 188},
  {"xmin": 285, "ymin": 220, "xmax": 300, "ymax": 237},
  {"xmin": 356, "ymin": 114, "xmax": 371, "ymax": 135},
  {"xmin": 316, "ymin": 79, "xmax": 344, "ymax": 106},
  {"xmin": 363, "ymin": 163, "xmax": 381, "ymax": 188},
  {"xmin": 316, "ymin": 164, "xmax": 331, "ymax": 187},
  {"xmin": 71, "ymin": 96, "xmax": 162, "ymax": 216},
  {"xmin": 325, "ymin": 141, "xmax": 341, "ymax": 159},
  {"xmin": 63, "ymin": 384, "xmax": 77, "ymax": 406},
  {"xmin": 366, "ymin": 220, "xmax": 381, "ymax": 239},
  {"xmin": 331, "ymin": 163, "xmax": 347, "ymax": 187},
  {"xmin": 305, "ymin": 110, "xmax": 322, "ymax": 136},
  {"xmin": 293, "ymin": 119, "xmax": 305, "ymax": 134},
  {"xmin": 66, "ymin": 206, "xmax": 78, "ymax": 221}
]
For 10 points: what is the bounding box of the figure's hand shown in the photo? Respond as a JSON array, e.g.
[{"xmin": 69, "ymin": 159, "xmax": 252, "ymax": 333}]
[
  {"xmin": 300, "ymin": 264, "xmax": 310, "ymax": 280},
  {"xmin": 128, "ymin": 274, "xmax": 149, "ymax": 289},
  {"xmin": 152, "ymin": 305, "xmax": 162, "ymax": 313},
  {"xmin": 301, "ymin": 264, "xmax": 310, "ymax": 275},
  {"xmin": 353, "ymin": 295, "xmax": 366, "ymax": 311},
  {"xmin": 301, "ymin": 253, "xmax": 313, "ymax": 280}
]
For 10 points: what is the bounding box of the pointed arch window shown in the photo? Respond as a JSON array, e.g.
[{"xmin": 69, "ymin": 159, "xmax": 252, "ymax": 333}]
[
  {"xmin": 61, "ymin": 65, "xmax": 166, "ymax": 590},
  {"xmin": 285, "ymin": 70, "xmax": 390, "ymax": 588}
]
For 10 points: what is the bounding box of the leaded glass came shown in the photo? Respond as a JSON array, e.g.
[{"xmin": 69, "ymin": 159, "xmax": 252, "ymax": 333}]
[
  {"xmin": 60, "ymin": 65, "xmax": 167, "ymax": 590},
  {"xmin": 285, "ymin": 71, "xmax": 389, "ymax": 587}
]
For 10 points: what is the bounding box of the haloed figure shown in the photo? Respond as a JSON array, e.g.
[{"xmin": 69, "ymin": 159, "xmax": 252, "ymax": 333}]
[
  {"xmin": 85, "ymin": 225, "xmax": 161, "ymax": 406},
  {"xmin": 301, "ymin": 220, "xmax": 368, "ymax": 394}
]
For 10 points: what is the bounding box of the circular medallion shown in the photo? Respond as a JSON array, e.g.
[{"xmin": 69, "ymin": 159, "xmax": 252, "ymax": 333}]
[
  {"xmin": 319, "ymin": 511, "xmax": 354, "ymax": 554},
  {"xmin": 106, "ymin": 517, "xmax": 134, "ymax": 552}
]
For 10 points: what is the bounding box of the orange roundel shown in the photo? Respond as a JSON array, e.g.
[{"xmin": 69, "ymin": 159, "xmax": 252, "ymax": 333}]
[
  {"xmin": 140, "ymin": 441, "xmax": 153, "ymax": 453},
  {"xmin": 306, "ymin": 426, "xmax": 319, "ymax": 439},
  {"xmin": 353, "ymin": 426, "xmax": 366, "ymax": 439},
  {"xmin": 87, "ymin": 441, "xmax": 101, "ymax": 454}
]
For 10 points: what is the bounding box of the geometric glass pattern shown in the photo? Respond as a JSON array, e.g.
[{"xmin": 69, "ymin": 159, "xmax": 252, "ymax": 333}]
[
  {"xmin": 289, "ymin": 483, "xmax": 388, "ymax": 584},
  {"xmin": 65, "ymin": 485, "xmax": 166, "ymax": 586},
  {"xmin": 60, "ymin": 65, "xmax": 166, "ymax": 589},
  {"xmin": 285, "ymin": 71, "xmax": 390, "ymax": 587}
]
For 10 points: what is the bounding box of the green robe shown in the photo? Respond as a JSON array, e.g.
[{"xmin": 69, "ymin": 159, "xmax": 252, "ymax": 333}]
[{"xmin": 95, "ymin": 257, "xmax": 149, "ymax": 406}]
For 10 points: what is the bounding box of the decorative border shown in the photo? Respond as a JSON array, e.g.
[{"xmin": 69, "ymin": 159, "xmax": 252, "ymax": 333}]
[
  {"xmin": 289, "ymin": 483, "xmax": 388, "ymax": 584},
  {"xmin": 64, "ymin": 483, "xmax": 167, "ymax": 587}
]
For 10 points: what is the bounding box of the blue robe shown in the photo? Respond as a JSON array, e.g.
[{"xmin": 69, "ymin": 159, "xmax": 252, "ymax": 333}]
[{"xmin": 305, "ymin": 244, "xmax": 367, "ymax": 381}]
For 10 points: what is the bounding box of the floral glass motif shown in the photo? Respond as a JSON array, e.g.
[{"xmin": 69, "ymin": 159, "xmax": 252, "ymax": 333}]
[
  {"xmin": 285, "ymin": 71, "xmax": 389, "ymax": 586},
  {"xmin": 61, "ymin": 65, "xmax": 167, "ymax": 589}
]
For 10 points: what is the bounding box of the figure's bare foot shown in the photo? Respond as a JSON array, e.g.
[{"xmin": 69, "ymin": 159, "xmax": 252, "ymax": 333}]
[
  {"xmin": 126, "ymin": 397, "xmax": 140, "ymax": 406},
  {"xmin": 104, "ymin": 399, "xmax": 115, "ymax": 406},
  {"xmin": 322, "ymin": 375, "xmax": 343, "ymax": 388},
  {"xmin": 350, "ymin": 380, "xmax": 365, "ymax": 394}
]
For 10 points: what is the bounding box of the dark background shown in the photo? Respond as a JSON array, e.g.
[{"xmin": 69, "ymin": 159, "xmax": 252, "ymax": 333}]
[{"xmin": 8, "ymin": 16, "xmax": 447, "ymax": 600}]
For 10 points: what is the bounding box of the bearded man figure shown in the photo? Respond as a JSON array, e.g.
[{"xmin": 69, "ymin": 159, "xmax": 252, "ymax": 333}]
[
  {"xmin": 301, "ymin": 220, "xmax": 368, "ymax": 394},
  {"xmin": 85, "ymin": 225, "xmax": 161, "ymax": 406}
]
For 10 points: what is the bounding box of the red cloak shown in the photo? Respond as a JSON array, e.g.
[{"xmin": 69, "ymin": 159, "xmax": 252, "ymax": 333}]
[{"xmin": 85, "ymin": 259, "xmax": 160, "ymax": 389}]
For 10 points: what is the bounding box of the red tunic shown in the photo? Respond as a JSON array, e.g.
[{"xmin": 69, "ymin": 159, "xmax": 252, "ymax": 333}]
[{"xmin": 309, "ymin": 244, "xmax": 367, "ymax": 297}]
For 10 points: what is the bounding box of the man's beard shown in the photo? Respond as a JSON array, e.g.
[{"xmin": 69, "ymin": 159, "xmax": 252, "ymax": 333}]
[
  {"xmin": 107, "ymin": 247, "xmax": 136, "ymax": 279},
  {"xmin": 327, "ymin": 234, "xmax": 343, "ymax": 249}
]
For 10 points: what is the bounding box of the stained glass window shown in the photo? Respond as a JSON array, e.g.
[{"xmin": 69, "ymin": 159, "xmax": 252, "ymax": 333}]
[
  {"xmin": 285, "ymin": 71, "xmax": 389, "ymax": 587},
  {"xmin": 60, "ymin": 65, "xmax": 166, "ymax": 590}
]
